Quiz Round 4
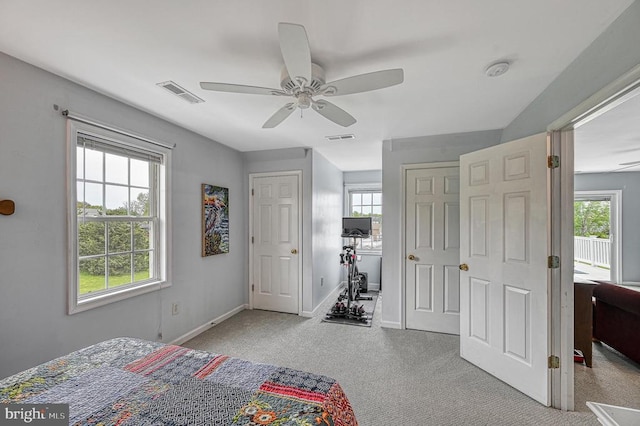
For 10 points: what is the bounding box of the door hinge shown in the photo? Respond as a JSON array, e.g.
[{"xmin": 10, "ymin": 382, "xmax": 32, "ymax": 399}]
[
  {"xmin": 252, "ymin": 284, "xmax": 254, "ymax": 292},
  {"xmin": 547, "ymin": 255, "xmax": 560, "ymax": 269},
  {"xmin": 547, "ymin": 155, "xmax": 560, "ymax": 169},
  {"xmin": 251, "ymin": 236, "xmax": 254, "ymax": 244},
  {"xmin": 548, "ymin": 355, "xmax": 560, "ymax": 369},
  {"xmin": 251, "ymin": 188, "xmax": 254, "ymax": 196}
]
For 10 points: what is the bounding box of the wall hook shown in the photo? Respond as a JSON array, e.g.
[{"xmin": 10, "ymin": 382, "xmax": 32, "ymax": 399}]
[{"xmin": 0, "ymin": 200, "xmax": 15, "ymax": 215}]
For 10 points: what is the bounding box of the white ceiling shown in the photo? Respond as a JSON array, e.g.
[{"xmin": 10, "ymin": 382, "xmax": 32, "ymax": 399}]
[
  {"xmin": 575, "ymin": 90, "xmax": 640, "ymax": 174},
  {"xmin": 0, "ymin": 0, "xmax": 634, "ymax": 171}
]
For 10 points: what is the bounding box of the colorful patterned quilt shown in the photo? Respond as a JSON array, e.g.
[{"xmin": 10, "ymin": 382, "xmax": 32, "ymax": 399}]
[{"xmin": 0, "ymin": 337, "xmax": 358, "ymax": 425}]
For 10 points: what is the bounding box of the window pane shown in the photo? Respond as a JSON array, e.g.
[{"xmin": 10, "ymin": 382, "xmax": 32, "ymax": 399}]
[
  {"xmin": 352, "ymin": 206, "xmax": 363, "ymax": 215},
  {"xmin": 76, "ymin": 147, "xmax": 84, "ymax": 179},
  {"xmin": 108, "ymin": 221, "xmax": 131, "ymax": 253},
  {"xmin": 80, "ymin": 182, "xmax": 103, "ymax": 212},
  {"xmin": 130, "ymin": 188, "xmax": 149, "ymax": 216},
  {"xmin": 130, "ymin": 159, "xmax": 149, "ymax": 187},
  {"xmin": 134, "ymin": 253, "xmax": 151, "ymax": 281},
  {"xmin": 134, "ymin": 221, "xmax": 151, "ymax": 250},
  {"xmin": 362, "ymin": 205, "xmax": 372, "ymax": 215},
  {"xmin": 373, "ymin": 205, "xmax": 382, "ymax": 215},
  {"xmin": 79, "ymin": 258, "xmax": 106, "ymax": 295},
  {"xmin": 84, "ymin": 148, "xmax": 103, "ymax": 182},
  {"xmin": 362, "ymin": 193, "xmax": 372, "ymax": 204},
  {"xmin": 78, "ymin": 222, "xmax": 105, "ymax": 256},
  {"xmin": 105, "ymin": 184, "xmax": 128, "ymax": 214},
  {"xmin": 351, "ymin": 193, "xmax": 361, "ymax": 205},
  {"xmin": 105, "ymin": 153, "xmax": 128, "ymax": 185},
  {"xmin": 373, "ymin": 193, "xmax": 382, "ymax": 204},
  {"xmin": 108, "ymin": 254, "xmax": 132, "ymax": 288}
]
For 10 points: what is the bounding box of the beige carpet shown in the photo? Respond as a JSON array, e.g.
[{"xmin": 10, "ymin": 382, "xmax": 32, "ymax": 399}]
[{"xmin": 184, "ymin": 294, "xmax": 639, "ymax": 425}]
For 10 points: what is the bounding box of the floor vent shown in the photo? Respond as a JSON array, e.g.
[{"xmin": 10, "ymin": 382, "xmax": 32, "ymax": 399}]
[
  {"xmin": 157, "ymin": 81, "xmax": 204, "ymax": 104},
  {"xmin": 325, "ymin": 134, "xmax": 355, "ymax": 141}
]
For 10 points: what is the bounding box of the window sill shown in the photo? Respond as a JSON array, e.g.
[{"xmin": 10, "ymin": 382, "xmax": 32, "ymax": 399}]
[{"xmin": 69, "ymin": 280, "xmax": 170, "ymax": 315}]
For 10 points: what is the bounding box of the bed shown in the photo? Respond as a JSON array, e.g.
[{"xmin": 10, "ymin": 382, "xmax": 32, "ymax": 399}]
[{"xmin": 0, "ymin": 337, "xmax": 358, "ymax": 425}]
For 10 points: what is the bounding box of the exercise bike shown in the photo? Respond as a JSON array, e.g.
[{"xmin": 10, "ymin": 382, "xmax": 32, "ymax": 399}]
[{"xmin": 326, "ymin": 235, "xmax": 371, "ymax": 322}]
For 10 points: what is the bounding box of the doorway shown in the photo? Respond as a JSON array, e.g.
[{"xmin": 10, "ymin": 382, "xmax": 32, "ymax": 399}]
[
  {"xmin": 573, "ymin": 191, "xmax": 622, "ymax": 283},
  {"xmin": 249, "ymin": 171, "xmax": 302, "ymax": 314}
]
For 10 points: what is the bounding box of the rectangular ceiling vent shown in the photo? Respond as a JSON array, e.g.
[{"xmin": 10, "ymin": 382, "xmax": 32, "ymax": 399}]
[
  {"xmin": 157, "ymin": 81, "xmax": 204, "ymax": 104},
  {"xmin": 325, "ymin": 134, "xmax": 356, "ymax": 141}
]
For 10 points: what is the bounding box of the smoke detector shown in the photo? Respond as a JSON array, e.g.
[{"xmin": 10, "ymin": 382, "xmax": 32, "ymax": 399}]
[{"xmin": 485, "ymin": 62, "xmax": 510, "ymax": 77}]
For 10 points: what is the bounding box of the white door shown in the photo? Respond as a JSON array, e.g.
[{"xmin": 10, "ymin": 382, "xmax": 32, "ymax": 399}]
[
  {"xmin": 405, "ymin": 165, "xmax": 461, "ymax": 334},
  {"xmin": 251, "ymin": 173, "xmax": 300, "ymax": 314},
  {"xmin": 459, "ymin": 133, "xmax": 551, "ymax": 405}
]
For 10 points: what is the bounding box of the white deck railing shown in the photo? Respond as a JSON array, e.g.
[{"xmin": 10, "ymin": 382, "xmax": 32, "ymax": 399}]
[{"xmin": 574, "ymin": 236, "xmax": 610, "ymax": 268}]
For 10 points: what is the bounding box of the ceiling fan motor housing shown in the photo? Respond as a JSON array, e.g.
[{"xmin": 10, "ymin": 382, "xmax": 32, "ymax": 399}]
[{"xmin": 280, "ymin": 63, "xmax": 326, "ymax": 94}]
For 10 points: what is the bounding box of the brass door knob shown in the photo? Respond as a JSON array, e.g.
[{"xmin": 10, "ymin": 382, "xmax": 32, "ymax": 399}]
[
  {"xmin": 459, "ymin": 263, "xmax": 469, "ymax": 271},
  {"xmin": 291, "ymin": 249, "xmax": 298, "ymax": 254},
  {"xmin": 408, "ymin": 254, "xmax": 416, "ymax": 261}
]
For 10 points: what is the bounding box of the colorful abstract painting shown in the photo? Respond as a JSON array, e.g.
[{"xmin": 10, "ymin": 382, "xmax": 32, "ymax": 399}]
[{"xmin": 202, "ymin": 184, "xmax": 229, "ymax": 256}]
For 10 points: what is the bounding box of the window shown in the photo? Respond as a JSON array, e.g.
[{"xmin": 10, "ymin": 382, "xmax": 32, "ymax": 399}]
[
  {"xmin": 347, "ymin": 189, "xmax": 382, "ymax": 251},
  {"xmin": 68, "ymin": 120, "xmax": 170, "ymax": 313}
]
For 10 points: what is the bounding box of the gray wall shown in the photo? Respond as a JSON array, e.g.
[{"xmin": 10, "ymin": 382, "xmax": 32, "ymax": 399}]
[
  {"xmin": 243, "ymin": 148, "xmax": 315, "ymax": 313},
  {"xmin": 343, "ymin": 170, "xmax": 383, "ymax": 288},
  {"xmin": 311, "ymin": 152, "xmax": 344, "ymax": 307},
  {"xmin": 502, "ymin": 0, "xmax": 640, "ymax": 142},
  {"xmin": 575, "ymin": 172, "xmax": 640, "ymax": 283},
  {"xmin": 0, "ymin": 52, "xmax": 247, "ymax": 378},
  {"xmin": 381, "ymin": 130, "xmax": 502, "ymax": 328}
]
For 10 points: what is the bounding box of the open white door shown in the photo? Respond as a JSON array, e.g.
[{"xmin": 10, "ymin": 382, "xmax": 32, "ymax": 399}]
[{"xmin": 459, "ymin": 133, "xmax": 551, "ymax": 405}]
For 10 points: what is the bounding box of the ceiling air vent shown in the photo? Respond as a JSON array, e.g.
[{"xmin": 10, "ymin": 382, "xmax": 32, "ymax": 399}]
[
  {"xmin": 325, "ymin": 134, "xmax": 356, "ymax": 141},
  {"xmin": 157, "ymin": 81, "xmax": 204, "ymax": 104}
]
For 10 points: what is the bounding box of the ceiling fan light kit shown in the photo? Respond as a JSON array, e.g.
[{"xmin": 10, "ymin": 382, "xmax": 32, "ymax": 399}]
[{"xmin": 199, "ymin": 22, "xmax": 404, "ymax": 128}]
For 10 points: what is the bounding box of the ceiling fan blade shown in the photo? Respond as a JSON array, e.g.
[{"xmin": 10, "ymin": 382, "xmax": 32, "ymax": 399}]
[
  {"xmin": 200, "ymin": 82, "xmax": 285, "ymax": 96},
  {"xmin": 322, "ymin": 68, "xmax": 404, "ymax": 96},
  {"xmin": 278, "ymin": 23, "xmax": 312, "ymax": 85},
  {"xmin": 262, "ymin": 102, "xmax": 297, "ymax": 128},
  {"xmin": 312, "ymin": 100, "xmax": 357, "ymax": 127}
]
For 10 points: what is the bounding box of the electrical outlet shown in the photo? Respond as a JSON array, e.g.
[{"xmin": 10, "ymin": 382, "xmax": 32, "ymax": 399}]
[{"xmin": 171, "ymin": 303, "xmax": 179, "ymax": 315}]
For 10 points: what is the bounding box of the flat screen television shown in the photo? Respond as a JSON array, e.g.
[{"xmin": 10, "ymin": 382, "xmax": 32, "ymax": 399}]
[{"xmin": 341, "ymin": 216, "xmax": 372, "ymax": 238}]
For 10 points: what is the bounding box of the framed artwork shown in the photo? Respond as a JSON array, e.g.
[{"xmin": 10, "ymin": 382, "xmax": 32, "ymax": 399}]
[{"xmin": 202, "ymin": 184, "xmax": 229, "ymax": 256}]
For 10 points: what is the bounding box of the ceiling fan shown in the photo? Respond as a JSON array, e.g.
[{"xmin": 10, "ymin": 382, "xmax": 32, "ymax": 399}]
[{"xmin": 199, "ymin": 23, "xmax": 404, "ymax": 128}]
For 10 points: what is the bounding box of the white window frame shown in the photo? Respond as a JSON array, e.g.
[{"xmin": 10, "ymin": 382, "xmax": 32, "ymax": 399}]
[
  {"xmin": 344, "ymin": 183, "xmax": 382, "ymax": 254},
  {"xmin": 67, "ymin": 120, "xmax": 171, "ymax": 314}
]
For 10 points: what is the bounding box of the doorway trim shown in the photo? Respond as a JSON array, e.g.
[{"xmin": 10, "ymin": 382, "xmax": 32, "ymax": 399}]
[
  {"xmin": 574, "ymin": 190, "xmax": 622, "ymax": 284},
  {"xmin": 547, "ymin": 63, "xmax": 640, "ymax": 410},
  {"xmin": 248, "ymin": 170, "xmax": 303, "ymax": 315}
]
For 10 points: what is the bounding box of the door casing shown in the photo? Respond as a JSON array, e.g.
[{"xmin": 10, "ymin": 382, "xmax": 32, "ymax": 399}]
[{"xmin": 249, "ymin": 170, "xmax": 303, "ymax": 315}]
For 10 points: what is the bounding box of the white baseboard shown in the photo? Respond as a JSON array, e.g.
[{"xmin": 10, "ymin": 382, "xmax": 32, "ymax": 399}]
[
  {"xmin": 367, "ymin": 282, "xmax": 380, "ymax": 292},
  {"xmin": 380, "ymin": 320, "xmax": 402, "ymax": 329},
  {"xmin": 301, "ymin": 282, "xmax": 345, "ymax": 318},
  {"xmin": 169, "ymin": 304, "xmax": 248, "ymax": 345},
  {"xmin": 622, "ymin": 281, "xmax": 640, "ymax": 286}
]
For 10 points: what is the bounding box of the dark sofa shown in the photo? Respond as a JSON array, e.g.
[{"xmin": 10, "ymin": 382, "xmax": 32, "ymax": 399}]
[{"xmin": 592, "ymin": 283, "xmax": 640, "ymax": 365}]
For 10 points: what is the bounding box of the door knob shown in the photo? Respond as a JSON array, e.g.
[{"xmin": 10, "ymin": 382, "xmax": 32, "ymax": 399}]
[
  {"xmin": 291, "ymin": 249, "xmax": 298, "ymax": 254},
  {"xmin": 408, "ymin": 254, "xmax": 416, "ymax": 261},
  {"xmin": 459, "ymin": 263, "xmax": 469, "ymax": 271}
]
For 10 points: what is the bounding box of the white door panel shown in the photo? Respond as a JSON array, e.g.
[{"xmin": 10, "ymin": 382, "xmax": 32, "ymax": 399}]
[
  {"xmin": 460, "ymin": 133, "xmax": 550, "ymax": 405},
  {"xmin": 252, "ymin": 174, "xmax": 300, "ymax": 314},
  {"xmin": 406, "ymin": 166, "xmax": 460, "ymax": 334}
]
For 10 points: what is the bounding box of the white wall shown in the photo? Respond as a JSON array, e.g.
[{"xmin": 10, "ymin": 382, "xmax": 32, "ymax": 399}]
[
  {"xmin": 574, "ymin": 172, "xmax": 640, "ymax": 283},
  {"xmin": 311, "ymin": 152, "xmax": 343, "ymax": 308},
  {"xmin": 0, "ymin": 52, "xmax": 248, "ymax": 378},
  {"xmin": 380, "ymin": 130, "xmax": 502, "ymax": 328}
]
